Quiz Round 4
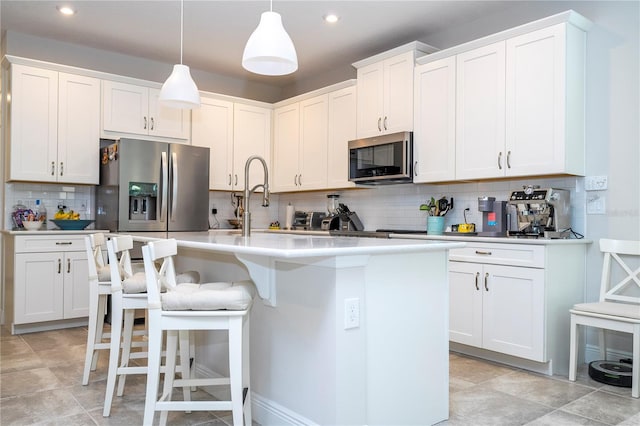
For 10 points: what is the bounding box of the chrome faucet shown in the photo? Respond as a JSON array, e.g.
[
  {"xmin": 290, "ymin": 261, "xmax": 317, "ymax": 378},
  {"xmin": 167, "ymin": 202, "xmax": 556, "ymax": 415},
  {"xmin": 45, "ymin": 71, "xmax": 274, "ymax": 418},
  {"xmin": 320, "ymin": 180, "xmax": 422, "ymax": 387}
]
[{"xmin": 242, "ymin": 155, "xmax": 270, "ymax": 237}]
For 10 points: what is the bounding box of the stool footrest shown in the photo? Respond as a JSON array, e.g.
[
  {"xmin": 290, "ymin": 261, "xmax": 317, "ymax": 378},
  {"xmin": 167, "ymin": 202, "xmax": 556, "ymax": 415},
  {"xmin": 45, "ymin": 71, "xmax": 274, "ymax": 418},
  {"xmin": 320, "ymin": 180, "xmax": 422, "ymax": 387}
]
[
  {"xmin": 155, "ymin": 400, "xmax": 233, "ymax": 411},
  {"xmin": 173, "ymin": 378, "xmax": 230, "ymax": 388}
]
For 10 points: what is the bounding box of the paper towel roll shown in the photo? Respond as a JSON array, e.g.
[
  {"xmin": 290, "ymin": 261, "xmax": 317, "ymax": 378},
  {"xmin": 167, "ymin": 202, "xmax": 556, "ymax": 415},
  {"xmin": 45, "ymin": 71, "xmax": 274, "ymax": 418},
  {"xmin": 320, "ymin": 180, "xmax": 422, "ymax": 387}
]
[{"xmin": 285, "ymin": 204, "xmax": 294, "ymax": 229}]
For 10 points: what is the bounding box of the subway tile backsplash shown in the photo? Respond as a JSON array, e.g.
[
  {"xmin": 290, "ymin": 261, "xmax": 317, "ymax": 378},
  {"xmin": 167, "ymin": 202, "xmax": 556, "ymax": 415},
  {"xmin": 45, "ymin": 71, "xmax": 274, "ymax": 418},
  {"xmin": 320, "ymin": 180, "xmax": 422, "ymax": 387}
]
[{"xmin": 5, "ymin": 183, "xmax": 95, "ymax": 230}]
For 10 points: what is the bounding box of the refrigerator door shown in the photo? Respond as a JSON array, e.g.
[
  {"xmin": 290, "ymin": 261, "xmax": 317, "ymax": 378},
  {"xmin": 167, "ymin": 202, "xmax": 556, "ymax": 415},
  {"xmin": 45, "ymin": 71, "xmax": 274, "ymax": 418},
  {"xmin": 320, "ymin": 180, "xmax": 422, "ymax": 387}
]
[
  {"xmin": 117, "ymin": 138, "xmax": 169, "ymax": 232},
  {"xmin": 168, "ymin": 143, "xmax": 210, "ymax": 231}
]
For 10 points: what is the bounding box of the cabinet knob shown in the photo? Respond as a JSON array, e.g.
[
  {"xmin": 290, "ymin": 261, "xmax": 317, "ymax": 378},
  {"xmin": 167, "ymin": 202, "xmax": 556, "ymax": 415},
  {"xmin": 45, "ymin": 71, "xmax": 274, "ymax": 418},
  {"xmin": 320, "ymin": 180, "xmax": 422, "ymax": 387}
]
[
  {"xmin": 228, "ymin": 174, "xmax": 232, "ymax": 186},
  {"xmin": 67, "ymin": 258, "xmax": 71, "ymax": 273},
  {"xmin": 58, "ymin": 259, "xmax": 62, "ymax": 274},
  {"xmin": 383, "ymin": 116, "xmax": 388, "ymax": 131},
  {"xmin": 414, "ymin": 161, "xmax": 418, "ymax": 176},
  {"xmin": 150, "ymin": 117, "xmax": 155, "ymax": 131},
  {"xmin": 144, "ymin": 116, "xmax": 148, "ymax": 130},
  {"xmin": 507, "ymin": 150, "xmax": 512, "ymax": 169},
  {"xmin": 475, "ymin": 272, "xmax": 480, "ymax": 290},
  {"xmin": 377, "ymin": 117, "xmax": 382, "ymax": 132},
  {"xmin": 59, "ymin": 162, "xmax": 64, "ymax": 176},
  {"xmin": 51, "ymin": 162, "xmax": 55, "ymax": 176},
  {"xmin": 498, "ymin": 152, "xmax": 503, "ymax": 170},
  {"xmin": 484, "ymin": 272, "xmax": 489, "ymax": 291},
  {"xmin": 298, "ymin": 174, "xmax": 302, "ymax": 186}
]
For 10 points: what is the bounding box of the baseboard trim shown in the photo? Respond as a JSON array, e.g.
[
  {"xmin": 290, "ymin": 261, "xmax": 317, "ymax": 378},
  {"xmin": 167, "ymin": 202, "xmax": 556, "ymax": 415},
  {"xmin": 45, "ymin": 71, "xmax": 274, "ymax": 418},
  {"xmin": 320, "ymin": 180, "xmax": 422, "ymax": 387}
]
[
  {"xmin": 193, "ymin": 363, "xmax": 316, "ymax": 425},
  {"xmin": 11, "ymin": 317, "xmax": 88, "ymax": 334},
  {"xmin": 584, "ymin": 343, "xmax": 632, "ymax": 363}
]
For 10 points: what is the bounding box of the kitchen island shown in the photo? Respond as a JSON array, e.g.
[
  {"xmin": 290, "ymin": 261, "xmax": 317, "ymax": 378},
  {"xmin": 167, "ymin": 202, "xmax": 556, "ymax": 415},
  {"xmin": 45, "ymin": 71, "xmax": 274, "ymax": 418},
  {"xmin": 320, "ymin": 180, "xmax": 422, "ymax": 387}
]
[{"xmin": 130, "ymin": 230, "xmax": 464, "ymax": 426}]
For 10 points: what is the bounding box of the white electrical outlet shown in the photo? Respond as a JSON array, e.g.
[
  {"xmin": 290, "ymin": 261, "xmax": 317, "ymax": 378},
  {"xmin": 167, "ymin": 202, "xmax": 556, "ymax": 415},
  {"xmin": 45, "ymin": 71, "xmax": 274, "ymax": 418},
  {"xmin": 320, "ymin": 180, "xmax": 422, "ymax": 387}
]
[
  {"xmin": 344, "ymin": 298, "xmax": 360, "ymax": 329},
  {"xmin": 585, "ymin": 175, "xmax": 608, "ymax": 191},
  {"xmin": 587, "ymin": 195, "xmax": 606, "ymax": 215}
]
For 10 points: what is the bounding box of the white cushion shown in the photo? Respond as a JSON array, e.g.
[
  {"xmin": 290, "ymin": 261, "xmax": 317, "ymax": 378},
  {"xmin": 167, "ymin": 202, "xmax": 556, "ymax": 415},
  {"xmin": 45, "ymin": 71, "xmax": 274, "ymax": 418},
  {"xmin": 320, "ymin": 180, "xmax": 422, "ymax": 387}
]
[
  {"xmin": 97, "ymin": 265, "xmax": 112, "ymax": 282},
  {"xmin": 122, "ymin": 272, "xmax": 147, "ymax": 294},
  {"xmin": 161, "ymin": 280, "xmax": 256, "ymax": 311},
  {"xmin": 572, "ymin": 301, "xmax": 640, "ymax": 320}
]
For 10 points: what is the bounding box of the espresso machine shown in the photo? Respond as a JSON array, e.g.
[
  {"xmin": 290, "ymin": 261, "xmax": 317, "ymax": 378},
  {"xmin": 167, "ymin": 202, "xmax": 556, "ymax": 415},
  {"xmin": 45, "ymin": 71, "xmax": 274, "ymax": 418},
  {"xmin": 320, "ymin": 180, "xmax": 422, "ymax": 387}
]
[
  {"xmin": 508, "ymin": 187, "xmax": 571, "ymax": 238},
  {"xmin": 477, "ymin": 197, "xmax": 511, "ymax": 237}
]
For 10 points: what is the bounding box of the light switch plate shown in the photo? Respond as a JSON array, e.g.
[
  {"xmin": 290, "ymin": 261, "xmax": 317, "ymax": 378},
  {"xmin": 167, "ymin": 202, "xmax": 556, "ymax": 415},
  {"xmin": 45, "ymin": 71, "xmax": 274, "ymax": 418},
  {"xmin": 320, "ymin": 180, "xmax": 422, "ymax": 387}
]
[
  {"xmin": 585, "ymin": 175, "xmax": 608, "ymax": 191},
  {"xmin": 587, "ymin": 195, "xmax": 606, "ymax": 214}
]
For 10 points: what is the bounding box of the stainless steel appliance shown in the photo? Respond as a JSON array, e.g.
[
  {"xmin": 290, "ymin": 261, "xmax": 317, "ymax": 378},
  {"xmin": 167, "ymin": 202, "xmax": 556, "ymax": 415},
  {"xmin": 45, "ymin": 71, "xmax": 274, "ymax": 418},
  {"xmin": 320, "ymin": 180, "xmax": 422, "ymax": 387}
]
[
  {"xmin": 293, "ymin": 211, "xmax": 326, "ymax": 230},
  {"xmin": 336, "ymin": 203, "xmax": 364, "ymax": 231},
  {"xmin": 321, "ymin": 194, "xmax": 341, "ymax": 231},
  {"xmin": 348, "ymin": 131, "xmax": 412, "ymax": 184},
  {"xmin": 477, "ymin": 197, "xmax": 512, "ymax": 237},
  {"xmin": 96, "ymin": 138, "xmax": 210, "ymax": 232},
  {"xmin": 508, "ymin": 187, "xmax": 571, "ymax": 238}
]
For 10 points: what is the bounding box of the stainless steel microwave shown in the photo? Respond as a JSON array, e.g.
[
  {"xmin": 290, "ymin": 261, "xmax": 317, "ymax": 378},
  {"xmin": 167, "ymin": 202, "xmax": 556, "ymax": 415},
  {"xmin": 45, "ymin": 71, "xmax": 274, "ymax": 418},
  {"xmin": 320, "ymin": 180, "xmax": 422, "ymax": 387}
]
[{"xmin": 348, "ymin": 131, "xmax": 413, "ymax": 184}]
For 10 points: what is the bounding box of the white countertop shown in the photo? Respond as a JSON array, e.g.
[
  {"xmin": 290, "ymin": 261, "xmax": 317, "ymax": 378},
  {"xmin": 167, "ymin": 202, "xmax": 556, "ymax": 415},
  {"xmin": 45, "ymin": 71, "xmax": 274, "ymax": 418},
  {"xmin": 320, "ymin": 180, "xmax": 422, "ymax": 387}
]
[
  {"xmin": 387, "ymin": 233, "xmax": 592, "ymax": 245},
  {"xmin": 127, "ymin": 230, "xmax": 466, "ymax": 259}
]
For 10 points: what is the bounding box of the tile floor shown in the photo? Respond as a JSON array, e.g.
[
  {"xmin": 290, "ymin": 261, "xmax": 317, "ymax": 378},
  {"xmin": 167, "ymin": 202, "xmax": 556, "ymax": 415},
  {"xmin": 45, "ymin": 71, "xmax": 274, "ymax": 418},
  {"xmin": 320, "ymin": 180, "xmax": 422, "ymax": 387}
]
[{"xmin": 1, "ymin": 325, "xmax": 640, "ymax": 425}]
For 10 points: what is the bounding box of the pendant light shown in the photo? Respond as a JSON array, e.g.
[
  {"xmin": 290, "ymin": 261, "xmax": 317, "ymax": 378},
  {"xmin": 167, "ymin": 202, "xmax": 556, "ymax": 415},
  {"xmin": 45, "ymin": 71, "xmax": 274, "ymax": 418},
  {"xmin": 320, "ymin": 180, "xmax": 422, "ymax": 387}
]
[
  {"xmin": 159, "ymin": 0, "xmax": 200, "ymax": 109},
  {"xmin": 242, "ymin": 0, "xmax": 298, "ymax": 76}
]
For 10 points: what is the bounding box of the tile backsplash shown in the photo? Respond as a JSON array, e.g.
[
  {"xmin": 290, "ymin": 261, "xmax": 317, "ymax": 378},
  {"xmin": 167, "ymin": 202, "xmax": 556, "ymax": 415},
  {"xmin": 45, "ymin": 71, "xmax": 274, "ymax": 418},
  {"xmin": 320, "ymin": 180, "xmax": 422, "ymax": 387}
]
[{"xmin": 5, "ymin": 183, "xmax": 94, "ymax": 230}]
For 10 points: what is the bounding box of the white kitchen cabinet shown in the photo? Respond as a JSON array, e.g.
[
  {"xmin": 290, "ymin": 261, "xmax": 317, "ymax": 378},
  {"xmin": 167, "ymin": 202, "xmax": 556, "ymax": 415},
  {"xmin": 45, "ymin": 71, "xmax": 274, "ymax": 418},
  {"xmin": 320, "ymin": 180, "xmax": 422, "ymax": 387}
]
[
  {"xmin": 273, "ymin": 94, "xmax": 328, "ymax": 192},
  {"xmin": 327, "ymin": 86, "xmax": 356, "ymax": 188},
  {"xmin": 7, "ymin": 64, "xmax": 100, "ymax": 184},
  {"xmin": 191, "ymin": 96, "xmax": 234, "ymax": 190},
  {"xmin": 455, "ymin": 42, "xmax": 506, "ymax": 180},
  {"xmin": 448, "ymin": 241, "xmax": 586, "ymax": 376},
  {"xmin": 232, "ymin": 102, "xmax": 272, "ymax": 191},
  {"xmin": 505, "ymin": 23, "xmax": 586, "ymax": 176},
  {"xmin": 413, "ymin": 56, "xmax": 456, "ymax": 183},
  {"xmin": 6, "ymin": 234, "xmax": 90, "ymax": 333},
  {"xmin": 102, "ymin": 80, "xmax": 190, "ymax": 140},
  {"xmin": 356, "ymin": 51, "xmax": 416, "ymax": 138}
]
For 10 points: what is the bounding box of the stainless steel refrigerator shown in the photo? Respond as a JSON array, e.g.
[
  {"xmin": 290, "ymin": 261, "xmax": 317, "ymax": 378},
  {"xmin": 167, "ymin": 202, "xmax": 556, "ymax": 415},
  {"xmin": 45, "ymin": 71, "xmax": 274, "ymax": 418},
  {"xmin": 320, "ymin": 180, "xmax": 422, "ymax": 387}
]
[{"xmin": 96, "ymin": 138, "xmax": 210, "ymax": 232}]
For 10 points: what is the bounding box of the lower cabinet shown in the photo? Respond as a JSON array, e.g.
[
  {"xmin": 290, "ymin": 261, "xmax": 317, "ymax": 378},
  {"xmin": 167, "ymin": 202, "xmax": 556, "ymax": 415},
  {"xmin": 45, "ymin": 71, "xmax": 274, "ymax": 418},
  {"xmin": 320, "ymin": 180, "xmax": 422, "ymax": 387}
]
[
  {"xmin": 6, "ymin": 234, "xmax": 90, "ymax": 332},
  {"xmin": 448, "ymin": 242, "xmax": 586, "ymax": 375}
]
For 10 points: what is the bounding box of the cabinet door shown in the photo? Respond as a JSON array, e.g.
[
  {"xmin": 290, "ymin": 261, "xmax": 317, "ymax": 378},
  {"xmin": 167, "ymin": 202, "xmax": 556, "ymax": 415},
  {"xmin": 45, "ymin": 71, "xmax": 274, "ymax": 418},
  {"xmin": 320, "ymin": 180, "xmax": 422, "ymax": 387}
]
[
  {"xmin": 383, "ymin": 51, "xmax": 415, "ymax": 135},
  {"xmin": 449, "ymin": 262, "xmax": 483, "ymax": 347},
  {"xmin": 102, "ymin": 80, "xmax": 149, "ymax": 135},
  {"xmin": 482, "ymin": 264, "xmax": 545, "ymax": 361},
  {"xmin": 299, "ymin": 94, "xmax": 328, "ymax": 190},
  {"xmin": 148, "ymin": 88, "xmax": 190, "ymax": 140},
  {"xmin": 191, "ymin": 97, "xmax": 234, "ymax": 190},
  {"xmin": 14, "ymin": 253, "xmax": 64, "ymax": 324},
  {"xmin": 455, "ymin": 42, "xmax": 506, "ymax": 180},
  {"xmin": 58, "ymin": 73, "xmax": 101, "ymax": 184},
  {"xmin": 506, "ymin": 24, "xmax": 567, "ymax": 176},
  {"xmin": 63, "ymin": 252, "xmax": 90, "ymax": 319},
  {"xmin": 233, "ymin": 103, "xmax": 272, "ymax": 191},
  {"xmin": 272, "ymin": 103, "xmax": 300, "ymax": 192},
  {"xmin": 414, "ymin": 57, "xmax": 456, "ymax": 183},
  {"xmin": 356, "ymin": 61, "xmax": 384, "ymax": 138},
  {"xmin": 9, "ymin": 64, "xmax": 58, "ymax": 182},
  {"xmin": 327, "ymin": 86, "xmax": 356, "ymax": 188}
]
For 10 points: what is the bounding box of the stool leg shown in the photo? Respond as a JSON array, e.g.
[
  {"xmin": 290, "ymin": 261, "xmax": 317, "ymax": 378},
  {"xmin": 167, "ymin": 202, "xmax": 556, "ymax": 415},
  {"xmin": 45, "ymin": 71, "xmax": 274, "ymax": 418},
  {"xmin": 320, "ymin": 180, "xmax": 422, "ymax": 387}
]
[
  {"xmin": 229, "ymin": 317, "xmax": 244, "ymax": 426},
  {"xmin": 144, "ymin": 314, "xmax": 163, "ymax": 426},
  {"xmin": 178, "ymin": 330, "xmax": 192, "ymax": 405},
  {"xmin": 93, "ymin": 293, "xmax": 108, "ymax": 370},
  {"xmin": 159, "ymin": 330, "xmax": 179, "ymax": 426},
  {"xmin": 103, "ymin": 295, "xmax": 123, "ymax": 417},
  {"xmin": 569, "ymin": 315, "xmax": 579, "ymax": 382},
  {"xmin": 632, "ymin": 325, "xmax": 639, "ymax": 398},
  {"xmin": 243, "ymin": 315, "xmax": 252, "ymax": 426},
  {"xmin": 82, "ymin": 285, "xmax": 100, "ymax": 385},
  {"xmin": 117, "ymin": 308, "xmax": 136, "ymax": 396}
]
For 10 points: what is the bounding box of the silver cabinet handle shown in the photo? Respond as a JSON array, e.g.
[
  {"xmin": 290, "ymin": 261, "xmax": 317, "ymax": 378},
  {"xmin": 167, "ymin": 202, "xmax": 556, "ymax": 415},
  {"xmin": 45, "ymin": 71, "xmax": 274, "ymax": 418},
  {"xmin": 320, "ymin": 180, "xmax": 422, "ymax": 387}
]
[
  {"xmin": 160, "ymin": 151, "xmax": 168, "ymax": 223},
  {"xmin": 507, "ymin": 150, "xmax": 511, "ymax": 169},
  {"xmin": 58, "ymin": 259, "xmax": 62, "ymax": 274},
  {"xmin": 59, "ymin": 162, "xmax": 64, "ymax": 176},
  {"xmin": 383, "ymin": 116, "xmax": 388, "ymax": 130},
  {"xmin": 498, "ymin": 152, "xmax": 503, "ymax": 170},
  {"xmin": 170, "ymin": 151, "xmax": 178, "ymax": 222},
  {"xmin": 234, "ymin": 174, "xmax": 238, "ymax": 186},
  {"xmin": 475, "ymin": 272, "xmax": 479, "ymax": 291},
  {"xmin": 228, "ymin": 174, "xmax": 232, "ymax": 186},
  {"xmin": 294, "ymin": 175, "xmax": 298, "ymax": 186},
  {"xmin": 150, "ymin": 117, "xmax": 155, "ymax": 130},
  {"xmin": 475, "ymin": 250, "xmax": 492, "ymax": 255},
  {"xmin": 414, "ymin": 161, "xmax": 418, "ymax": 176},
  {"xmin": 51, "ymin": 162, "xmax": 55, "ymax": 176},
  {"xmin": 55, "ymin": 241, "xmax": 73, "ymax": 246},
  {"xmin": 484, "ymin": 272, "xmax": 489, "ymax": 291},
  {"xmin": 298, "ymin": 174, "xmax": 302, "ymax": 186},
  {"xmin": 67, "ymin": 258, "xmax": 71, "ymax": 273},
  {"xmin": 377, "ymin": 117, "xmax": 382, "ymax": 131},
  {"xmin": 144, "ymin": 116, "xmax": 147, "ymax": 130}
]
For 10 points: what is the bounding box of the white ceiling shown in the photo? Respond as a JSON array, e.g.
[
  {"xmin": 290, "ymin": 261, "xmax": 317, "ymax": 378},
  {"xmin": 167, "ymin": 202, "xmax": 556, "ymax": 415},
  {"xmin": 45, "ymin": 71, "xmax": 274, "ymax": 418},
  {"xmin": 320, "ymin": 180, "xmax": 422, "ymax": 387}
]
[{"xmin": 1, "ymin": 1, "xmax": 512, "ymax": 87}]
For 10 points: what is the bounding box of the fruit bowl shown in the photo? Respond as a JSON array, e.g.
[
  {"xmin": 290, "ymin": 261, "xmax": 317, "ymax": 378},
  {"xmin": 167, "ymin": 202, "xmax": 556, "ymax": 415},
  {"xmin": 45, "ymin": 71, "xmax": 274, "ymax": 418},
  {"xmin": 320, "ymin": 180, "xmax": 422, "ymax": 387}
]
[
  {"xmin": 22, "ymin": 220, "xmax": 43, "ymax": 231},
  {"xmin": 51, "ymin": 219, "xmax": 95, "ymax": 230}
]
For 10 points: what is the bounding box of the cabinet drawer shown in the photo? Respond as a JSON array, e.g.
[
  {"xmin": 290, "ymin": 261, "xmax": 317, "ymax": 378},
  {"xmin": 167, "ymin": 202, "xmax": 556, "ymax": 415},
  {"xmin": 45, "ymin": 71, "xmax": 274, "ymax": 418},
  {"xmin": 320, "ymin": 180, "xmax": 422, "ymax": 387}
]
[
  {"xmin": 15, "ymin": 235, "xmax": 87, "ymax": 253},
  {"xmin": 449, "ymin": 243, "xmax": 544, "ymax": 268}
]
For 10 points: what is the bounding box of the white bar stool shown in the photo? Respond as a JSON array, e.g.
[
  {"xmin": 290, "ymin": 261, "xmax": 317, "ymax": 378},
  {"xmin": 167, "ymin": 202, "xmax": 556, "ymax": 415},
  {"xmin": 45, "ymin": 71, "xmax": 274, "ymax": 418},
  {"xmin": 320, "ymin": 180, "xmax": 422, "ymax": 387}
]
[{"xmin": 142, "ymin": 238, "xmax": 255, "ymax": 426}]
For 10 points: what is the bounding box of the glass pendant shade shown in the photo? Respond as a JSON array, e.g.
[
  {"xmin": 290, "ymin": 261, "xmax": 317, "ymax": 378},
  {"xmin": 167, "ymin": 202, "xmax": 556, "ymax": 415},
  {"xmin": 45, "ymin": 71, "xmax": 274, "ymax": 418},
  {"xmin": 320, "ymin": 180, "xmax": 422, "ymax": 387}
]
[
  {"xmin": 159, "ymin": 64, "xmax": 201, "ymax": 109},
  {"xmin": 242, "ymin": 11, "xmax": 298, "ymax": 76}
]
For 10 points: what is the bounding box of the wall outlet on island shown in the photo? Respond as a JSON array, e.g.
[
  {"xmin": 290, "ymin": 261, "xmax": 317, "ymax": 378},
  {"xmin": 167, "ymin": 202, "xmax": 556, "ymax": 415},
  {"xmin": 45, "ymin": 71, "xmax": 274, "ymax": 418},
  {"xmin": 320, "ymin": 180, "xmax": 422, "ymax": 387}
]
[{"xmin": 344, "ymin": 298, "xmax": 360, "ymax": 330}]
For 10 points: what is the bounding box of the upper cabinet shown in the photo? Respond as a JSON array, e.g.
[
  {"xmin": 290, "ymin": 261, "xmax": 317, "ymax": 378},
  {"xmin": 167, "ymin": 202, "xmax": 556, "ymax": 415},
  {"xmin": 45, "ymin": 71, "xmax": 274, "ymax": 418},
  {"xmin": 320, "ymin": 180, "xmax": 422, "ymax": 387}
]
[
  {"xmin": 273, "ymin": 94, "xmax": 329, "ymax": 192},
  {"xmin": 232, "ymin": 102, "xmax": 272, "ymax": 192},
  {"xmin": 102, "ymin": 80, "xmax": 190, "ymax": 141},
  {"xmin": 414, "ymin": 11, "xmax": 590, "ymax": 182},
  {"xmin": 354, "ymin": 42, "xmax": 438, "ymax": 138},
  {"xmin": 6, "ymin": 64, "xmax": 100, "ymax": 184},
  {"xmin": 327, "ymin": 86, "xmax": 356, "ymax": 189}
]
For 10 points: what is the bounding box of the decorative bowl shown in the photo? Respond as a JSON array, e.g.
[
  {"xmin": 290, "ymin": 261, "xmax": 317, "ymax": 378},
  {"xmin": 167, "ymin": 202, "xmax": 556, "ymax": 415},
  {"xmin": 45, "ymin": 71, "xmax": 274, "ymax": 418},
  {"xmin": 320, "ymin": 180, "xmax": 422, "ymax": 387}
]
[
  {"xmin": 51, "ymin": 219, "xmax": 95, "ymax": 230},
  {"xmin": 22, "ymin": 220, "xmax": 43, "ymax": 231}
]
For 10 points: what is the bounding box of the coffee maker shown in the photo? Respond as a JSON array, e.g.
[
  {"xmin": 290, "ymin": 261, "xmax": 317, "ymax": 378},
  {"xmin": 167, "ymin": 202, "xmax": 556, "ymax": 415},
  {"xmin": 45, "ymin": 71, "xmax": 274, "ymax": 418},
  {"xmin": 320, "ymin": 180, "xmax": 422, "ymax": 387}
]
[
  {"xmin": 508, "ymin": 187, "xmax": 571, "ymax": 238},
  {"xmin": 477, "ymin": 197, "xmax": 511, "ymax": 237}
]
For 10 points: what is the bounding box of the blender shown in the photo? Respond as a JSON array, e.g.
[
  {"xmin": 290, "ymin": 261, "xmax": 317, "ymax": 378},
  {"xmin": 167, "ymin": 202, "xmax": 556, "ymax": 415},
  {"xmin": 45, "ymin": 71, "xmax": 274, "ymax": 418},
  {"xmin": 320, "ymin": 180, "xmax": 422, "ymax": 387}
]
[{"xmin": 321, "ymin": 194, "xmax": 341, "ymax": 230}]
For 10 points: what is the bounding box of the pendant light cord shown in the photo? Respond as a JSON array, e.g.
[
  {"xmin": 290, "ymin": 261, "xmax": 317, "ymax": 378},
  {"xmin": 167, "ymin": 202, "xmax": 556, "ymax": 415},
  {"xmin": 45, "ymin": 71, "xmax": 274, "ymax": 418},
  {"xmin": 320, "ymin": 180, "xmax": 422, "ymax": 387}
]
[{"xmin": 180, "ymin": 0, "xmax": 184, "ymax": 64}]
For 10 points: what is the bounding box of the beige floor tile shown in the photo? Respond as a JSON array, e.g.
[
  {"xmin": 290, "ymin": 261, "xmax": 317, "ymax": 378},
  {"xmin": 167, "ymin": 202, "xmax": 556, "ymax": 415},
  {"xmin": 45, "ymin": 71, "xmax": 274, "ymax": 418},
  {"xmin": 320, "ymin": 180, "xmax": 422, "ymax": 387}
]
[
  {"xmin": 561, "ymin": 390, "xmax": 640, "ymax": 425},
  {"xmin": 449, "ymin": 352, "xmax": 516, "ymax": 384},
  {"xmin": 0, "ymin": 350, "xmax": 45, "ymax": 374},
  {"xmin": 0, "ymin": 388, "xmax": 85, "ymax": 425},
  {"xmin": 524, "ymin": 409, "xmax": 609, "ymax": 425},
  {"xmin": 0, "ymin": 367, "xmax": 63, "ymax": 398},
  {"xmin": 31, "ymin": 411, "xmax": 99, "ymax": 426}
]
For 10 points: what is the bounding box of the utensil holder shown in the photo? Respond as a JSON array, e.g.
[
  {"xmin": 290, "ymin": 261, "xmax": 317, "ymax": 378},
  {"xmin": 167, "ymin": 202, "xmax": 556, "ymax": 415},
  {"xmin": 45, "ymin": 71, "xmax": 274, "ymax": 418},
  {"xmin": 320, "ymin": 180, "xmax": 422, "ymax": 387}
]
[{"xmin": 427, "ymin": 216, "xmax": 445, "ymax": 235}]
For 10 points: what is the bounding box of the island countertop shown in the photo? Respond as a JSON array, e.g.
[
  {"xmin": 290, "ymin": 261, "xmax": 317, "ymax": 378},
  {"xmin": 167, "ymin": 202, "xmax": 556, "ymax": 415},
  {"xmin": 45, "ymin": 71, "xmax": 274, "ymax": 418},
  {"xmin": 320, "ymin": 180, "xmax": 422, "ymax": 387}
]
[{"xmin": 127, "ymin": 230, "xmax": 466, "ymax": 258}]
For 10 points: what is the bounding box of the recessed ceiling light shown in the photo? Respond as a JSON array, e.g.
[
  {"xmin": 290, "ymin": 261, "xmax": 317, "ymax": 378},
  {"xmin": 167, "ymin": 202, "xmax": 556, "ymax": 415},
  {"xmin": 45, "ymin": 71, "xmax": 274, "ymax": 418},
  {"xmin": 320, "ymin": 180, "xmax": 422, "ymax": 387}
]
[
  {"xmin": 324, "ymin": 13, "xmax": 340, "ymax": 24},
  {"xmin": 57, "ymin": 5, "xmax": 76, "ymax": 16}
]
